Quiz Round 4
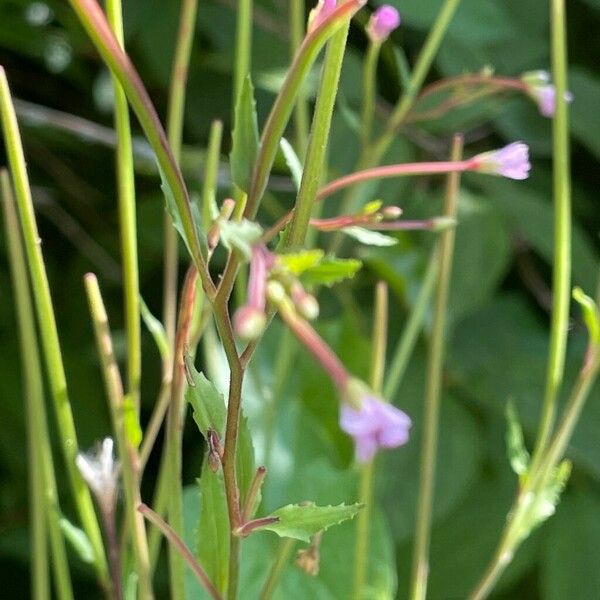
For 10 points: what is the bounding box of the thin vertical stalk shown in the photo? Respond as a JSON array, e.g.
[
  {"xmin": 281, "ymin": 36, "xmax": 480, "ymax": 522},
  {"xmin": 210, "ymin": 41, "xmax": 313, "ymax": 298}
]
[
  {"xmin": 360, "ymin": 42, "xmax": 381, "ymax": 145},
  {"xmin": 530, "ymin": 0, "xmax": 572, "ymax": 464},
  {"xmin": 201, "ymin": 120, "xmax": 224, "ymax": 230},
  {"xmin": 84, "ymin": 274, "xmax": 153, "ymax": 600},
  {"xmin": 410, "ymin": 135, "xmax": 463, "ymax": 600},
  {"xmin": 106, "ymin": 0, "xmax": 141, "ymax": 411},
  {"xmin": 371, "ymin": 0, "xmax": 462, "ymax": 160},
  {"xmin": 383, "ymin": 249, "xmax": 439, "ymax": 401},
  {"xmin": 284, "ymin": 17, "xmax": 352, "ymax": 247},
  {"xmin": 165, "ymin": 267, "xmax": 199, "ymax": 600},
  {"xmin": 353, "ymin": 282, "xmax": 388, "ymax": 599},
  {"xmin": 2, "ymin": 171, "xmax": 50, "ymax": 600},
  {"xmin": 164, "ymin": 0, "xmax": 200, "ymax": 369},
  {"xmin": 234, "ymin": 0, "xmax": 253, "ymax": 109},
  {"xmin": 0, "ymin": 68, "xmax": 109, "ymax": 586},
  {"xmin": 290, "ymin": 0, "xmax": 309, "ymax": 154},
  {"xmin": 259, "ymin": 538, "xmax": 296, "ymax": 599}
]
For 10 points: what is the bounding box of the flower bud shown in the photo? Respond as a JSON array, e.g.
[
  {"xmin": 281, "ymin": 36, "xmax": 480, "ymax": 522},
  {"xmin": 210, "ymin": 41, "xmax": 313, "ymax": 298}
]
[
  {"xmin": 521, "ymin": 70, "xmax": 573, "ymax": 118},
  {"xmin": 233, "ymin": 305, "xmax": 267, "ymax": 341},
  {"xmin": 381, "ymin": 205, "xmax": 403, "ymax": 219},
  {"xmin": 366, "ymin": 5, "xmax": 401, "ymax": 43},
  {"xmin": 291, "ymin": 283, "xmax": 320, "ymax": 320},
  {"xmin": 471, "ymin": 142, "xmax": 531, "ymax": 180}
]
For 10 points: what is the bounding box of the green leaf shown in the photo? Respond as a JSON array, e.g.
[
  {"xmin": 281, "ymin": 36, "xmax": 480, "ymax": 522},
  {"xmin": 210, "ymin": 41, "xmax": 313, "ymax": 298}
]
[
  {"xmin": 505, "ymin": 400, "xmax": 530, "ymax": 478},
  {"xmin": 255, "ymin": 502, "xmax": 362, "ymax": 542},
  {"xmin": 140, "ymin": 297, "xmax": 170, "ymax": 362},
  {"xmin": 236, "ymin": 410, "xmax": 257, "ymax": 507},
  {"xmin": 300, "ymin": 256, "xmax": 362, "ymax": 288},
  {"xmin": 279, "ymin": 138, "xmax": 303, "ymax": 191},
  {"xmin": 219, "ymin": 219, "xmax": 263, "ymax": 261},
  {"xmin": 186, "ymin": 359, "xmax": 227, "ymax": 438},
  {"xmin": 230, "ymin": 75, "xmax": 259, "ymax": 193},
  {"xmin": 197, "ymin": 466, "xmax": 230, "ymax": 594},
  {"xmin": 159, "ymin": 164, "xmax": 204, "ymax": 258},
  {"xmin": 573, "ymin": 287, "xmax": 600, "ymax": 346},
  {"xmin": 123, "ymin": 393, "xmax": 142, "ymax": 448},
  {"xmin": 342, "ymin": 226, "xmax": 398, "ymax": 247},
  {"xmin": 59, "ymin": 517, "xmax": 94, "ymax": 564},
  {"xmin": 278, "ymin": 249, "xmax": 325, "ymax": 275}
]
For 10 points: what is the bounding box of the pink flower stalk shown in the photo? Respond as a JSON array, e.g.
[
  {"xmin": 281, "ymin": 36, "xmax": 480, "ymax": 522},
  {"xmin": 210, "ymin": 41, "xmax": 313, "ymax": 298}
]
[
  {"xmin": 470, "ymin": 142, "xmax": 531, "ymax": 180},
  {"xmin": 233, "ymin": 245, "xmax": 272, "ymax": 340},
  {"xmin": 367, "ymin": 5, "xmax": 401, "ymax": 42},
  {"xmin": 308, "ymin": 0, "xmax": 337, "ymax": 33},
  {"xmin": 274, "ymin": 298, "xmax": 411, "ymax": 461},
  {"xmin": 340, "ymin": 387, "xmax": 411, "ymax": 462}
]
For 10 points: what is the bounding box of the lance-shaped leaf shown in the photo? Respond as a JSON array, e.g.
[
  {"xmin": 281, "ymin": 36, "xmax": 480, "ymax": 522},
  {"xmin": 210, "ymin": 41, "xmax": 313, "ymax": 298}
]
[
  {"xmin": 59, "ymin": 517, "xmax": 94, "ymax": 564},
  {"xmin": 251, "ymin": 502, "xmax": 362, "ymax": 542},
  {"xmin": 160, "ymin": 165, "xmax": 204, "ymax": 260},
  {"xmin": 230, "ymin": 76, "xmax": 259, "ymax": 194},
  {"xmin": 196, "ymin": 465, "xmax": 229, "ymax": 595},
  {"xmin": 505, "ymin": 400, "xmax": 530, "ymax": 480},
  {"xmin": 280, "ymin": 137, "xmax": 303, "ymax": 191},
  {"xmin": 301, "ymin": 256, "xmax": 363, "ymax": 288},
  {"xmin": 186, "ymin": 358, "xmax": 226, "ymax": 438},
  {"xmin": 186, "ymin": 359, "xmax": 256, "ymax": 503},
  {"xmin": 573, "ymin": 286, "xmax": 600, "ymax": 346},
  {"xmin": 140, "ymin": 297, "xmax": 170, "ymax": 363},
  {"xmin": 342, "ymin": 226, "xmax": 398, "ymax": 247}
]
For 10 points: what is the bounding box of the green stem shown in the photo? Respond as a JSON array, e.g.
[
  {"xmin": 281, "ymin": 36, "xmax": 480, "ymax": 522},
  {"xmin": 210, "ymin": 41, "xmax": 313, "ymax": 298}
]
[
  {"xmin": 371, "ymin": 0, "xmax": 463, "ymax": 160},
  {"xmin": 290, "ymin": 0, "xmax": 309, "ymax": 154},
  {"xmin": 2, "ymin": 171, "xmax": 51, "ymax": 600},
  {"xmin": 84, "ymin": 274, "xmax": 153, "ymax": 600},
  {"xmin": 410, "ymin": 135, "xmax": 463, "ymax": 600},
  {"xmin": 361, "ymin": 42, "xmax": 381, "ymax": 145},
  {"xmin": 259, "ymin": 538, "xmax": 296, "ymax": 599},
  {"xmin": 353, "ymin": 282, "xmax": 388, "ymax": 599},
  {"xmin": 284, "ymin": 15, "xmax": 351, "ymax": 248},
  {"xmin": 530, "ymin": 0, "xmax": 572, "ymax": 465},
  {"xmin": 106, "ymin": 0, "xmax": 141, "ymax": 412},
  {"xmin": 469, "ymin": 351, "xmax": 600, "ymax": 600},
  {"xmin": 163, "ymin": 0, "xmax": 200, "ymax": 369},
  {"xmin": 67, "ymin": 0, "xmax": 212, "ymax": 295},
  {"xmin": 0, "ymin": 68, "xmax": 109, "ymax": 587},
  {"xmin": 165, "ymin": 267, "xmax": 199, "ymax": 600},
  {"xmin": 383, "ymin": 248, "xmax": 439, "ymax": 401},
  {"xmin": 234, "ymin": 0, "xmax": 252, "ymax": 111}
]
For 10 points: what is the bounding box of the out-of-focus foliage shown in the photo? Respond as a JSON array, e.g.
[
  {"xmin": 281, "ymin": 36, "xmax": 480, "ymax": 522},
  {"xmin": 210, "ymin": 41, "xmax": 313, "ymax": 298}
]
[{"xmin": 0, "ymin": 0, "xmax": 599, "ymax": 598}]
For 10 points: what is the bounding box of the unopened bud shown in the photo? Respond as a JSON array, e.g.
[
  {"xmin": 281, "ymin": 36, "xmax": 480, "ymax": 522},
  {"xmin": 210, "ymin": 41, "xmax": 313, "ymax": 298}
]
[
  {"xmin": 266, "ymin": 280, "xmax": 286, "ymax": 305},
  {"xmin": 291, "ymin": 283, "xmax": 320, "ymax": 320},
  {"xmin": 233, "ymin": 305, "xmax": 267, "ymax": 341},
  {"xmin": 366, "ymin": 5, "xmax": 401, "ymax": 43},
  {"xmin": 382, "ymin": 206, "xmax": 403, "ymax": 219}
]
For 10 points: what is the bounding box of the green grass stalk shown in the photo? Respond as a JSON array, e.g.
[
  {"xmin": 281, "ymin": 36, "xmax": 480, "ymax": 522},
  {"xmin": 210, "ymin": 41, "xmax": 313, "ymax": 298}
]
[
  {"xmin": 410, "ymin": 135, "xmax": 463, "ymax": 600},
  {"xmin": 0, "ymin": 68, "xmax": 109, "ymax": 587}
]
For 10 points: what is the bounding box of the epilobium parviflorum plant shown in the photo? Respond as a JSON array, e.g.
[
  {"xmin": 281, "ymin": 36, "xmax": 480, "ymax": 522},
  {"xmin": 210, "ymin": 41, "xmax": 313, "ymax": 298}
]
[{"xmin": 1, "ymin": 0, "xmax": 599, "ymax": 598}]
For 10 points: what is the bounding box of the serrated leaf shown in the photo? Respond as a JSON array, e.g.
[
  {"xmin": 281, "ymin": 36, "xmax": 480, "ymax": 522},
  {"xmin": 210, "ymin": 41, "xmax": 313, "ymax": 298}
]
[
  {"xmin": 301, "ymin": 257, "xmax": 362, "ymax": 287},
  {"xmin": 219, "ymin": 219, "xmax": 263, "ymax": 261},
  {"xmin": 59, "ymin": 517, "xmax": 94, "ymax": 564},
  {"xmin": 342, "ymin": 226, "xmax": 398, "ymax": 247},
  {"xmin": 505, "ymin": 400, "xmax": 530, "ymax": 478},
  {"xmin": 186, "ymin": 359, "xmax": 227, "ymax": 438},
  {"xmin": 197, "ymin": 465, "xmax": 230, "ymax": 594},
  {"xmin": 140, "ymin": 297, "xmax": 170, "ymax": 362},
  {"xmin": 255, "ymin": 502, "xmax": 362, "ymax": 542},
  {"xmin": 279, "ymin": 249, "xmax": 325, "ymax": 275},
  {"xmin": 159, "ymin": 164, "xmax": 204, "ymax": 258},
  {"xmin": 280, "ymin": 138, "xmax": 303, "ymax": 191},
  {"xmin": 230, "ymin": 76, "xmax": 259, "ymax": 193},
  {"xmin": 573, "ymin": 287, "xmax": 600, "ymax": 345},
  {"xmin": 123, "ymin": 394, "xmax": 142, "ymax": 448}
]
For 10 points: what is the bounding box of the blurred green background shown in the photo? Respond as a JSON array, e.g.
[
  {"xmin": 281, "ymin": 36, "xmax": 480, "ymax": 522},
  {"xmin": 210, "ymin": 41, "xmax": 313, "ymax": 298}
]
[{"xmin": 0, "ymin": 0, "xmax": 599, "ymax": 598}]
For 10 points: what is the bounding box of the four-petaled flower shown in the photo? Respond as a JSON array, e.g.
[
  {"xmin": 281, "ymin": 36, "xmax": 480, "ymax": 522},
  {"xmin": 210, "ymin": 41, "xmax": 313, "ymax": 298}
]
[
  {"xmin": 340, "ymin": 392, "xmax": 412, "ymax": 462},
  {"xmin": 367, "ymin": 5, "xmax": 401, "ymax": 42},
  {"xmin": 472, "ymin": 142, "xmax": 531, "ymax": 180}
]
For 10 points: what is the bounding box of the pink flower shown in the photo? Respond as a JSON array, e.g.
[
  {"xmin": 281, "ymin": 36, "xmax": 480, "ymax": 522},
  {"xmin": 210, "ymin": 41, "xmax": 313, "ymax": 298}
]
[
  {"xmin": 471, "ymin": 142, "xmax": 531, "ymax": 180},
  {"xmin": 367, "ymin": 5, "xmax": 401, "ymax": 42},
  {"xmin": 521, "ymin": 71, "xmax": 573, "ymax": 118},
  {"xmin": 340, "ymin": 393, "xmax": 411, "ymax": 462},
  {"xmin": 308, "ymin": 0, "xmax": 337, "ymax": 33}
]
